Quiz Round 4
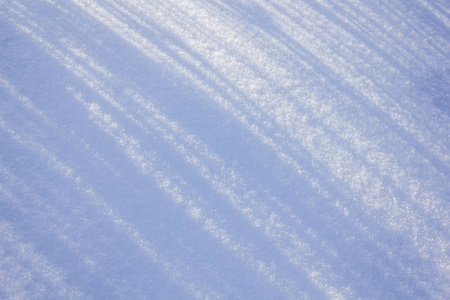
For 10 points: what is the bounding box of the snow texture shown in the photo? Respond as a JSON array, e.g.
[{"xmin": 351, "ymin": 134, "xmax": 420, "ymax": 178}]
[{"xmin": 0, "ymin": 0, "xmax": 449, "ymax": 299}]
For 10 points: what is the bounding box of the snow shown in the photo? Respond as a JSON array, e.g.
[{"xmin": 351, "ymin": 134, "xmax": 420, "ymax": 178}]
[{"xmin": 0, "ymin": 0, "xmax": 449, "ymax": 299}]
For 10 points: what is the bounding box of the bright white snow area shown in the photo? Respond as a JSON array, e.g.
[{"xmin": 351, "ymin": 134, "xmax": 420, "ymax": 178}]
[{"xmin": 0, "ymin": 0, "xmax": 449, "ymax": 299}]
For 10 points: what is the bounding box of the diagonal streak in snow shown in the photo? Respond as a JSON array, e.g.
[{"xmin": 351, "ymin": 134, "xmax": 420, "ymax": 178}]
[{"xmin": 0, "ymin": 0, "xmax": 449, "ymax": 298}]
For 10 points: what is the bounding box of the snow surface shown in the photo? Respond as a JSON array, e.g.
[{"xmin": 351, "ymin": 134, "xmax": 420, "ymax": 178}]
[{"xmin": 0, "ymin": 0, "xmax": 449, "ymax": 299}]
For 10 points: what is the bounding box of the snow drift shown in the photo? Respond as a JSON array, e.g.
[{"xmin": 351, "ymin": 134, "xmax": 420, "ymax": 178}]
[{"xmin": 0, "ymin": 0, "xmax": 449, "ymax": 299}]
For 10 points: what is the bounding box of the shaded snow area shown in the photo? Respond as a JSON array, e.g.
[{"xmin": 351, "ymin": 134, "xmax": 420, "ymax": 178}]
[{"xmin": 1, "ymin": 0, "xmax": 449, "ymax": 299}]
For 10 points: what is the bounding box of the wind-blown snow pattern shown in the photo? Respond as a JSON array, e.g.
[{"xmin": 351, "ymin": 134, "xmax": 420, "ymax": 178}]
[{"xmin": 0, "ymin": 0, "xmax": 449, "ymax": 299}]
